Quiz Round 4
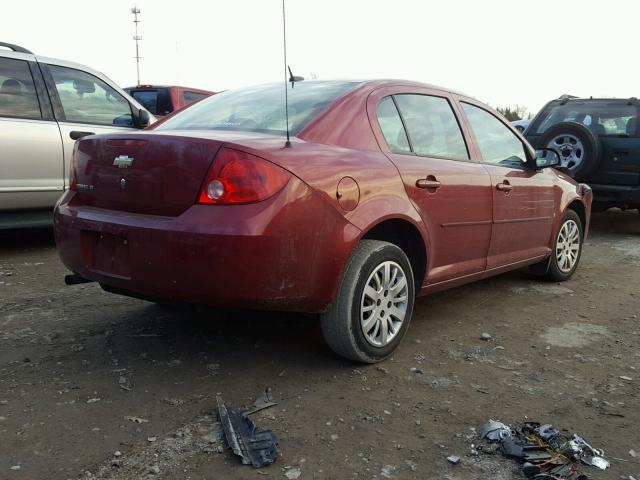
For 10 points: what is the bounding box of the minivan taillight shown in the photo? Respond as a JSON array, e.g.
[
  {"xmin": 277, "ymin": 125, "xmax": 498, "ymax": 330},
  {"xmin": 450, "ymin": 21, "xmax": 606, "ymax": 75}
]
[
  {"xmin": 68, "ymin": 143, "xmax": 78, "ymax": 192},
  {"xmin": 197, "ymin": 148, "xmax": 290, "ymax": 204}
]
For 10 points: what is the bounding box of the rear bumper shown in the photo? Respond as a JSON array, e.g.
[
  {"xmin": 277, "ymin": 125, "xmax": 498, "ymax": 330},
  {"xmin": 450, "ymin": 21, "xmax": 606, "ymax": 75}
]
[
  {"xmin": 54, "ymin": 179, "xmax": 360, "ymax": 312},
  {"xmin": 591, "ymin": 183, "xmax": 640, "ymax": 207}
]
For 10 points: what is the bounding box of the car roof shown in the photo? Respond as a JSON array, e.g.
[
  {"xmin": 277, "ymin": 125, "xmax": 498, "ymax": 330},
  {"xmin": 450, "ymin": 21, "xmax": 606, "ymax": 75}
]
[
  {"xmin": 549, "ymin": 97, "xmax": 637, "ymax": 104},
  {"xmin": 343, "ymin": 79, "xmax": 473, "ymax": 98}
]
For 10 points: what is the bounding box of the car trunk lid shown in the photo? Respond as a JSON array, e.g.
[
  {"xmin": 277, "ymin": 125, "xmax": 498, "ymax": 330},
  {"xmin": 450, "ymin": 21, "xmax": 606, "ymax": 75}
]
[{"xmin": 73, "ymin": 134, "xmax": 222, "ymax": 216}]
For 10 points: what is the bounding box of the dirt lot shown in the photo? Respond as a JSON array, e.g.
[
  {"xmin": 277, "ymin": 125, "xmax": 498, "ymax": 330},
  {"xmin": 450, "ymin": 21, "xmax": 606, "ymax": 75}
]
[{"xmin": 1, "ymin": 210, "xmax": 639, "ymax": 480}]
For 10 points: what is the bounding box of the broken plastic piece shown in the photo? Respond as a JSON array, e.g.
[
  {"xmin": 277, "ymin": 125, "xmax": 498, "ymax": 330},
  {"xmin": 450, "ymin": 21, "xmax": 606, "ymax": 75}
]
[
  {"xmin": 217, "ymin": 396, "xmax": 278, "ymax": 468},
  {"xmin": 446, "ymin": 455, "xmax": 460, "ymax": 464},
  {"xmin": 500, "ymin": 439, "xmax": 524, "ymax": 458}
]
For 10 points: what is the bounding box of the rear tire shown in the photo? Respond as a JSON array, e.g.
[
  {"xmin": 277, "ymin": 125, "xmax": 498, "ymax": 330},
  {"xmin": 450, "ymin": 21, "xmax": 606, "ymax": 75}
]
[
  {"xmin": 533, "ymin": 209, "xmax": 583, "ymax": 282},
  {"xmin": 321, "ymin": 240, "xmax": 415, "ymax": 363}
]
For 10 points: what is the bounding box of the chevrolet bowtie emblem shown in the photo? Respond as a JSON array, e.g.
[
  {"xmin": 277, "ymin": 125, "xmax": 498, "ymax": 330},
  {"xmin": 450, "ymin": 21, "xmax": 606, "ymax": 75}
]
[{"xmin": 113, "ymin": 155, "xmax": 134, "ymax": 168}]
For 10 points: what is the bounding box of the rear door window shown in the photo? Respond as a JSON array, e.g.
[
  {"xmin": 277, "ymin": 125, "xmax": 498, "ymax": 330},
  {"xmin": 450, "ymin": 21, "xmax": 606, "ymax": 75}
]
[
  {"xmin": 393, "ymin": 94, "xmax": 469, "ymax": 160},
  {"xmin": 130, "ymin": 88, "xmax": 173, "ymax": 115},
  {"xmin": 0, "ymin": 57, "xmax": 41, "ymax": 119},
  {"xmin": 48, "ymin": 65, "xmax": 133, "ymax": 126},
  {"xmin": 462, "ymin": 102, "xmax": 527, "ymax": 168},
  {"xmin": 376, "ymin": 96, "xmax": 411, "ymax": 154}
]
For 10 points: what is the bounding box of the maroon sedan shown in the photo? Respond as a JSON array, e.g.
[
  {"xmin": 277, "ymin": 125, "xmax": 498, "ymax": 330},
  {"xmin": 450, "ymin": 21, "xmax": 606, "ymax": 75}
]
[{"xmin": 54, "ymin": 80, "xmax": 592, "ymax": 363}]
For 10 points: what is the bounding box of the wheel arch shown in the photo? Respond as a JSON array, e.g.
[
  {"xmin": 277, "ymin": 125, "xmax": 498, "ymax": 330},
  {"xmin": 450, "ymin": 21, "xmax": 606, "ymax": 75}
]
[
  {"xmin": 359, "ymin": 217, "xmax": 428, "ymax": 289},
  {"xmin": 566, "ymin": 199, "xmax": 586, "ymax": 229}
]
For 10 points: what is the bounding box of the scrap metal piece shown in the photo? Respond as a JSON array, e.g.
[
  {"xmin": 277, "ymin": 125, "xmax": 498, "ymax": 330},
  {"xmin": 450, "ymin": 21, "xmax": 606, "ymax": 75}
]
[
  {"xmin": 582, "ymin": 455, "xmax": 609, "ymax": 470},
  {"xmin": 217, "ymin": 396, "xmax": 278, "ymax": 468},
  {"xmin": 569, "ymin": 434, "xmax": 608, "ymax": 469},
  {"xmin": 480, "ymin": 419, "xmax": 512, "ymax": 441}
]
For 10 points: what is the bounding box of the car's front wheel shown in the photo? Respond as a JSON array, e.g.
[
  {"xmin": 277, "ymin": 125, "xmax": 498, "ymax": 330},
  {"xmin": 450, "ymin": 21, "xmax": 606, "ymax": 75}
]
[
  {"xmin": 533, "ymin": 209, "xmax": 584, "ymax": 281},
  {"xmin": 321, "ymin": 240, "xmax": 415, "ymax": 363}
]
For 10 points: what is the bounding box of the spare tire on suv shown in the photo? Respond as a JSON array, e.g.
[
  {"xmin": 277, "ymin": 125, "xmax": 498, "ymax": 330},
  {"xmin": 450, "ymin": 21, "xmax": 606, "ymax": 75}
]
[{"xmin": 539, "ymin": 122, "xmax": 601, "ymax": 181}]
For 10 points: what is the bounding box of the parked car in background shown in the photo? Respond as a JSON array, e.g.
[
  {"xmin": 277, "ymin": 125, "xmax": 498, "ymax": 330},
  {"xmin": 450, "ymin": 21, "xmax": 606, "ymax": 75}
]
[
  {"xmin": 0, "ymin": 42, "xmax": 155, "ymax": 229},
  {"xmin": 525, "ymin": 95, "xmax": 640, "ymax": 211},
  {"xmin": 55, "ymin": 80, "xmax": 592, "ymax": 362},
  {"xmin": 124, "ymin": 85, "xmax": 214, "ymax": 117},
  {"xmin": 511, "ymin": 118, "xmax": 531, "ymax": 133}
]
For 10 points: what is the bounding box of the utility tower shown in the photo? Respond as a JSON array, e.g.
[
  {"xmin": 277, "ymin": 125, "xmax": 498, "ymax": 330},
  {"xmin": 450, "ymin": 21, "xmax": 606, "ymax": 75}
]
[{"xmin": 131, "ymin": 7, "xmax": 142, "ymax": 85}]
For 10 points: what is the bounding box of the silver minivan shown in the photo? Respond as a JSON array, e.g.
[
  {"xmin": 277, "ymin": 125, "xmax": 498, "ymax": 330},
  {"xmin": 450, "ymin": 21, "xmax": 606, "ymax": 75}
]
[{"xmin": 0, "ymin": 42, "xmax": 155, "ymax": 229}]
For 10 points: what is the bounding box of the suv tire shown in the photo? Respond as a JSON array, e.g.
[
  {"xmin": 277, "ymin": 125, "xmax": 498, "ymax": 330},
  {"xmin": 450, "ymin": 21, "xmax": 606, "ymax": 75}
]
[
  {"xmin": 539, "ymin": 122, "xmax": 600, "ymax": 181},
  {"xmin": 321, "ymin": 240, "xmax": 415, "ymax": 363}
]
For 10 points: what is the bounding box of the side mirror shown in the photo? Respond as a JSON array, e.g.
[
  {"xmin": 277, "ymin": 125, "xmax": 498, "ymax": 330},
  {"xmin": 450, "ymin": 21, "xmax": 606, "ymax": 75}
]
[
  {"xmin": 535, "ymin": 148, "xmax": 561, "ymax": 169},
  {"xmin": 136, "ymin": 109, "xmax": 151, "ymax": 129}
]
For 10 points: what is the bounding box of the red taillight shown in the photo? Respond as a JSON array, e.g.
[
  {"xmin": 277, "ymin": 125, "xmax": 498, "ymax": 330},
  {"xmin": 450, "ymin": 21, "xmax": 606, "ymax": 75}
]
[
  {"xmin": 69, "ymin": 143, "xmax": 78, "ymax": 191},
  {"xmin": 198, "ymin": 148, "xmax": 290, "ymax": 204}
]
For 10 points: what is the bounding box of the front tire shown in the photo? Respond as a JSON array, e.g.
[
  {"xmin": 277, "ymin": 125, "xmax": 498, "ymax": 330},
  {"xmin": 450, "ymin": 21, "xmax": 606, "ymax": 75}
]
[
  {"xmin": 321, "ymin": 240, "xmax": 415, "ymax": 363},
  {"xmin": 537, "ymin": 209, "xmax": 584, "ymax": 281}
]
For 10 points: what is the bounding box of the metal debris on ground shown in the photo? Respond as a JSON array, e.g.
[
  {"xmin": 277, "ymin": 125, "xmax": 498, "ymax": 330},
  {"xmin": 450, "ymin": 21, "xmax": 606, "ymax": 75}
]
[
  {"xmin": 479, "ymin": 419, "xmax": 609, "ymax": 479},
  {"xmin": 243, "ymin": 388, "xmax": 277, "ymax": 415},
  {"xmin": 217, "ymin": 396, "xmax": 278, "ymax": 468}
]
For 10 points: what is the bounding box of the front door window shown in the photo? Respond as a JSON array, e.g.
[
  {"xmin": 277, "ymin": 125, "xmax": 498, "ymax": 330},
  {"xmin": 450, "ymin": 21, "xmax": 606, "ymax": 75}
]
[{"xmin": 48, "ymin": 65, "xmax": 133, "ymax": 127}]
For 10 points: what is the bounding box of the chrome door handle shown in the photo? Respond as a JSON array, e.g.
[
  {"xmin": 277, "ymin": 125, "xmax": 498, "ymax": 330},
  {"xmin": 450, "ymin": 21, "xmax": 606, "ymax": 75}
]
[
  {"xmin": 496, "ymin": 181, "xmax": 513, "ymax": 192},
  {"xmin": 416, "ymin": 178, "xmax": 441, "ymax": 189}
]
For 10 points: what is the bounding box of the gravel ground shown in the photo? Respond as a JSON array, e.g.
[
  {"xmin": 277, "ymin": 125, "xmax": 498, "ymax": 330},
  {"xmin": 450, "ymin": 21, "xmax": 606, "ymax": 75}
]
[{"xmin": 0, "ymin": 210, "xmax": 639, "ymax": 480}]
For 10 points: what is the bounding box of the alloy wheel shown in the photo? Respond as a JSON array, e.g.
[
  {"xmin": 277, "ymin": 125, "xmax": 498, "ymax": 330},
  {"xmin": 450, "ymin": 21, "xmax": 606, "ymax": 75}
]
[
  {"xmin": 360, "ymin": 261, "xmax": 408, "ymax": 347},
  {"xmin": 555, "ymin": 219, "xmax": 580, "ymax": 273}
]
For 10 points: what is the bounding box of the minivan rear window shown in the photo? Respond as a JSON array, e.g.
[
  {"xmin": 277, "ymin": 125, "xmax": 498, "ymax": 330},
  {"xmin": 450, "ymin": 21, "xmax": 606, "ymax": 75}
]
[
  {"xmin": 128, "ymin": 88, "xmax": 173, "ymax": 116},
  {"xmin": 156, "ymin": 81, "xmax": 359, "ymax": 135}
]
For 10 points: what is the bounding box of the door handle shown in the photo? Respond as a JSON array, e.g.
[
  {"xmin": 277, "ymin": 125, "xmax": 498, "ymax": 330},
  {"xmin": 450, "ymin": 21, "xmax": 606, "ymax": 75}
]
[
  {"xmin": 416, "ymin": 177, "xmax": 441, "ymax": 189},
  {"xmin": 496, "ymin": 181, "xmax": 513, "ymax": 192},
  {"xmin": 70, "ymin": 131, "xmax": 95, "ymax": 140}
]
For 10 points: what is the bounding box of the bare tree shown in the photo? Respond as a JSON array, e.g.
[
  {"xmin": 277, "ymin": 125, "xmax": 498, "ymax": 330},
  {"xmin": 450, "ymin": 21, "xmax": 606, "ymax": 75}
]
[{"xmin": 496, "ymin": 105, "xmax": 529, "ymax": 121}]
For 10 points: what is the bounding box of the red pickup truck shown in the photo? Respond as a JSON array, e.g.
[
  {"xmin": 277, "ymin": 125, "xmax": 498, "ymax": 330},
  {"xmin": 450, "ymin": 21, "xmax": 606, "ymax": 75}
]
[{"xmin": 124, "ymin": 85, "xmax": 215, "ymax": 117}]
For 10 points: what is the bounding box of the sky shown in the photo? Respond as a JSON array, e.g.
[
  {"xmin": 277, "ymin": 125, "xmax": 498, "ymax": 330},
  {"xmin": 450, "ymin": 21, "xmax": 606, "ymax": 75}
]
[{"xmin": 2, "ymin": 0, "xmax": 639, "ymax": 115}]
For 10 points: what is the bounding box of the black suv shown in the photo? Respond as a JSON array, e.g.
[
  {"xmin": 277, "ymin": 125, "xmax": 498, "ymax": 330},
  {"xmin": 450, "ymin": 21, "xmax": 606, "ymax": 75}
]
[{"xmin": 525, "ymin": 96, "xmax": 639, "ymax": 211}]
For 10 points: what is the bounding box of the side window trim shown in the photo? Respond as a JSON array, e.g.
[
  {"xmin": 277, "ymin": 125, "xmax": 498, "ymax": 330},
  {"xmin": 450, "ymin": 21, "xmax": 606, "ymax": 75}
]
[
  {"xmin": 39, "ymin": 63, "xmax": 66, "ymax": 121},
  {"xmin": 390, "ymin": 95, "xmax": 415, "ymax": 153},
  {"xmin": 393, "ymin": 93, "xmax": 471, "ymax": 162},
  {"xmin": 460, "ymin": 101, "xmax": 531, "ymax": 170},
  {"xmin": 28, "ymin": 61, "xmax": 54, "ymax": 120}
]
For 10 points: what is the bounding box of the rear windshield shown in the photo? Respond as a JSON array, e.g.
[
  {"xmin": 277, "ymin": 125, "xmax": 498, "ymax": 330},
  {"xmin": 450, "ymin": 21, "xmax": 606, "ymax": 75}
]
[
  {"xmin": 128, "ymin": 88, "xmax": 173, "ymax": 116},
  {"xmin": 534, "ymin": 101, "xmax": 639, "ymax": 136},
  {"xmin": 183, "ymin": 91, "xmax": 209, "ymax": 104},
  {"xmin": 155, "ymin": 81, "xmax": 359, "ymax": 135}
]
